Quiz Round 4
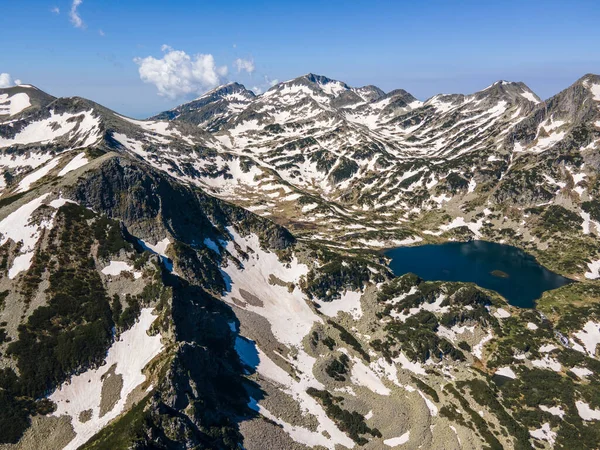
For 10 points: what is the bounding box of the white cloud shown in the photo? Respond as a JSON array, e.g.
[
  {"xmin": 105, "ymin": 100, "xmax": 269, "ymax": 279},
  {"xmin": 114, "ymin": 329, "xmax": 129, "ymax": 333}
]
[
  {"xmin": 70, "ymin": 0, "xmax": 84, "ymax": 28},
  {"xmin": 99, "ymin": 29, "xmax": 105, "ymax": 36},
  {"xmin": 134, "ymin": 46, "xmax": 228, "ymax": 99},
  {"xmin": 51, "ymin": 6, "xmax": 60, "ymax": 14},
  {"xmin": 0, "ymin": 73, "xmax": 16, "ymax": 88},
  {"xmin": 251, "ymin": 76, "xmax": 279, "ymax": 95},
  {"xmin": 234, "ymin": 58, "xmax": 255, "ymax": 74}
]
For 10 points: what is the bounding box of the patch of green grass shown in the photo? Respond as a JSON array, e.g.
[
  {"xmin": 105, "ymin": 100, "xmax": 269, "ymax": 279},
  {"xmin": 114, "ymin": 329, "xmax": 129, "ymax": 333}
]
[{"xmin": 82, "ymin": 394, "xmax": 152, "ymax": 449}]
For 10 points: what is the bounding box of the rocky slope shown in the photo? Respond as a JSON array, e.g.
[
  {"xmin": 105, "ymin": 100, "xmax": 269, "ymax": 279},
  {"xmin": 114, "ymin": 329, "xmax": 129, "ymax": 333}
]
[{"xmin": 0, "ymin": 74, "xmax": 599, "ymax": 449}]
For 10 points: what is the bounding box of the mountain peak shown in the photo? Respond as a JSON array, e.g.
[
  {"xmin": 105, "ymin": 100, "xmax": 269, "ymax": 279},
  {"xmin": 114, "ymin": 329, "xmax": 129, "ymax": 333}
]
[
  {"xmin": 272, "ymin": 73, "xmax": 352, "ymax": 97},
  {"xmin": 476, "ymin": 79, "xmax": 540, "ymax": 104},
  {"xmin": 196, "ymin": 82, "xmax": 254, "ymax": 100},
  {"xmin": 149, "ymin": 82, "xmax": 255, "ymax": 125},
  {"xmin": 578, "ymin": 73, "xmax": 600, "ymax": 84},
  {"xmin": 0, "ymin": 84, "xmax": 57, "ymax": 117}
]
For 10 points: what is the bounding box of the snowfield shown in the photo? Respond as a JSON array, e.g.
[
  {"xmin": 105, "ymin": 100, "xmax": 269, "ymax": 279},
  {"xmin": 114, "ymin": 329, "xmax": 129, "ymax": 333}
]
[
  {"xmin": 222, "ymin": 228, "xmax": 320, "ymax": 347},
  {"xmin": 101, "ymin": 260, "xmax": 142, "ymax": 279},
  {"xmin": 495, "ymin": 366, "xmax": 517, "ymax": 379},
  {"xmin": 0, "ymin": 193, "xmax": 54, "ymax": 278},
  {"xmin": 58, "ymin": 152, "xmax": 89, "ymax": 176},
  {"xmin": 0, "ymin": 110, "xmax": 100, "ymax": 148},
  {"xmin": 529, "ymin": 423, "xmax": 556, "ymax": 445},
  {"xmin": 384, "ymin": 431, "xmax": 410, "ymax": 447},
  {"xmin": 315, "ymin": 290, "xmax": 363, "ymax": 320},
  {"xmin": 242, "ymin": 348, "xmax": 355, "ymax": 449},
  {"xmin": 16, "ymin": 157, "xmax": 61, "ymax": 192},
  {"xmin": 49, "ymin": 308, "xmax": 164, "ymax": 450},
  {"xmin": 576, "ymin": 401, "xmax": 600, "ymax": 421},
  {"xmin": 572, "ymin": 321, "xmax": 600, "ymax": 356},
  {"xmin": 0, "ymin": 92, "xmax": 31, "ymax": 116}
]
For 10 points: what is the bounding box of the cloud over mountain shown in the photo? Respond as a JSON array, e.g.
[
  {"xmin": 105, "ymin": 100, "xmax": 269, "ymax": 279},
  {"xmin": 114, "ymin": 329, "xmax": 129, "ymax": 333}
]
[
  {"xmin": 134, "ymin": 45, "xmax": 228, "ymax": 99},
  {"xmin": 0, "ymin": 73, "xmax": 21, "ymax": 88}
]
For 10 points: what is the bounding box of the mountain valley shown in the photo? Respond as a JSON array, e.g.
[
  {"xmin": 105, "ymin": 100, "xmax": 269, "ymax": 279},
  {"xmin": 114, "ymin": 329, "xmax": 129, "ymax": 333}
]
[{"xmin": 0, "ymin": 73, "xmax": 600, "ymax": 449}]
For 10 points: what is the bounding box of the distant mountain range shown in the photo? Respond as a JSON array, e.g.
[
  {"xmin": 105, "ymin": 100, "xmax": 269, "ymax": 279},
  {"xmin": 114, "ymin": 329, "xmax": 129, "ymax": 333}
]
[{"xmin": 1, "ymin": 72, "xmax": 600, "ymax": 449}]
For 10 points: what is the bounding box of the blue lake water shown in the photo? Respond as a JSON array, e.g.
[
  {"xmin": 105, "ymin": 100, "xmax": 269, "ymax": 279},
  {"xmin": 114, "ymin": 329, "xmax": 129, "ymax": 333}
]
[{"xmin": 384, "ymin": 241, "xmax": 574, "ymax": 308}]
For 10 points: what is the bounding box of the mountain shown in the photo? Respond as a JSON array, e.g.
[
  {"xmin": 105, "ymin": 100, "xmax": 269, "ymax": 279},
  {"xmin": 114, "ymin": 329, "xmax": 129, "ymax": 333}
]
[
  {"xmin": 0, "ymin": 85, "xmax": 56, "ymax": 118},
  {"xmin": 0, "ymin": 73, "xmax": 600, "ymax": 449},
  {"xmin": 151, "ymin": 82, "xmax": 257, "ymax": 130}
]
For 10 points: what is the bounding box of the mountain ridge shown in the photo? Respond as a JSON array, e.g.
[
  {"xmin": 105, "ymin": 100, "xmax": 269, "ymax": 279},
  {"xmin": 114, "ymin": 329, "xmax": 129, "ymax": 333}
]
[{"xmin": 1, "ymin": 71, "xmax": 600, "ymax": 450}]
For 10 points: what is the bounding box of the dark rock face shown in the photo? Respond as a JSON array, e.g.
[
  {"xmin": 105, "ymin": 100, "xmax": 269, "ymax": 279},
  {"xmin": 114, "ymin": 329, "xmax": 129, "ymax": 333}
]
[{"xmin": 69, "ymin": 155, "xmax": 294, "ymax": 250}]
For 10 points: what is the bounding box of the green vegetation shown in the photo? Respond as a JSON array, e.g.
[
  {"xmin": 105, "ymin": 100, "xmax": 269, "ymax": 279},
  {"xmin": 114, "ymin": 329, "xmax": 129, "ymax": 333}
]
[
  {"xmin": 325, "ymin": 354, "xmax": 350, "ymax": 381},
  {"xmin": 307, "ymin": 388, "xmax": 381, "ymax": 445},
  {"xmin": 303, "ymin": 246, "xmax": 387, "ymax": 301},
  {"xmin": 445, "ymin": 384, "xmax": 503, "ymax": 450},
  {"xmin": 0, "ymin": 203, "xmax": 161, "ymax": 444},
  {"xmin": 0, "ymin": 290, "xmax": 8, "ymax": 309},
  {"xmin": 0, "ymin": 191, "xmax": 27, "ymax": 209},
  {"xmin": 582, "ymin": 200, "xmax": 600, "ymax": 222},
  {"xmin": 322, "ymin": 336, "xmax": 336, "ymax": 350},
  {"xmin": 81, "ymin": 393, "xmax": 152, "ymax": 449},
  {"xmin": 456, "ymin": 379, "xmax": 530, "ymax": 449},
  {"xmin": 411, "ymin": 376, "xmax": 439, "ymax": 402},
  {"xmin": 93, "ymin": 216, "xmax": 132, "ymax": 259},
  {"xmin": 328, "ymin": 320, "xmax": 370, "ymax": 362},
  {"xmin": 7, "ymin": 205, "xmax": 118, "ymax": 401}
]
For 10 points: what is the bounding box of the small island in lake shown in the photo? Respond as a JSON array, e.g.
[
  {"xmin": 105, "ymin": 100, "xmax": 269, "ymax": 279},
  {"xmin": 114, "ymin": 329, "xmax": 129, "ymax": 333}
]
[{"xmin": 490, "ymin": 269, "xmax": 510, "ymax": 278}]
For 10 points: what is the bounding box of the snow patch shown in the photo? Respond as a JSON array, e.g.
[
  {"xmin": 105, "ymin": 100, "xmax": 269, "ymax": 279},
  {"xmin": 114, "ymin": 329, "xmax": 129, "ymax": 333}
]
[
  {"xmin": 50, "ymin": 308, "xmax": 164, "ymax": 450},
  {"xmin": 246, "ymin": 348, "xmax": 355, "ymax": 449},
  {"xmin": 419, "ymin": 390, "xmax": 438, "ymax": 416},
  {"xmin": 315, "ymin": 290, "xmax": 362, "ymax": 320},
  {"xmin": 531, "ymin": 355, "xmax": 561, "ymax": 372},
  {"xmin": 16, "ymin": 157, "xmax": 61, "ymax": 192},
  {"xmin": 576, "ymin": 401, "xmax": 600, "ymax": 421},
  {"xmin": 540, "ymin": 405, "xmax": 565, "ymax": 418},
  {"xmin": 585, "ymin": 260, "xmax": 600, "ymax": 279},
  {"xmin": 203, "ymin": 237, "xmax": 221, "ymax": 254},
  {"xmin": 0, "ymin": 110, "xmax": 100, "ymax": 148},
  {"xmin": 493, "ymin": 308, "xmax": 510, "ymax": 319},
  {"xmin": 139, "ymin": 237, "xmax": 171, "ymax": 259},
  {"xmin": 539, "ymin": 344, "xmax": 557, "ymax": 353},
  {"xmin": 529, "ymin": 423, "xmax": 556, "ymax": 444},
  {"xmin": 0, "ymin": 193, "xmax": 58, "ymax": 278},
  {"xmin": 384, "ymin": 430, "xmax": 410, "ymax": 447},
  {"xmin": 347, "ymin": 354, "xmax": 391, "ymax": 396},
  {"xmin": 439, "ymin": 216, "xmax": 484, "ymax": 238},
  {"xmin": 58, "ymin": 152, "xmax": 89, "ymax": 176},
  {"xmin": 101, "ymin": 261, "xmax": 142, "ymax": 279},
  {"xmin": 222, "ymin": 228, "xmax": 319, "ymax": 347},
  {"xmin": 571, "ymin": 366, "xmax": 593, "ymax": 378},
  {"xmin": 0, "ymin": 92, "xmax": 31, "ymax": 116},
  {"xmin": 495, "ymin": 366, "xmax": 517, "ymax": 379},
  {"xmin": 573, "ymin": 321, "xmax": 600, "ymax": 356},
  {"xmin": 473, "ymin": 332, "xmax": 493, "ymax": 359}
]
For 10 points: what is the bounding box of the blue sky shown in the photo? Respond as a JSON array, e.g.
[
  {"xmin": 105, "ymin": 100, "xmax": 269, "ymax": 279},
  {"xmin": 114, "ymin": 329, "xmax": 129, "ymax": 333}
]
[{"xmin": 1, "ymin": 0, "xmax": 599, "ymax": 117}]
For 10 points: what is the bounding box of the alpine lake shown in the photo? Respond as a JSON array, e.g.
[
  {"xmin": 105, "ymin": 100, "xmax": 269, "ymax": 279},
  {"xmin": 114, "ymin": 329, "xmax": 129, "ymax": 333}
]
[{"xmin": 385, "ymin": 240, "xmax": 574, "ymax": 308}]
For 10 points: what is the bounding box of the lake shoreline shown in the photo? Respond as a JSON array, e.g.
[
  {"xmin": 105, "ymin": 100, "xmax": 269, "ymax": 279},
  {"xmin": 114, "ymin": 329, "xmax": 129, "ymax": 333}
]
[{"xmin": 383, "ymin": 240, "xmax": 574, "ymax": 309}]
